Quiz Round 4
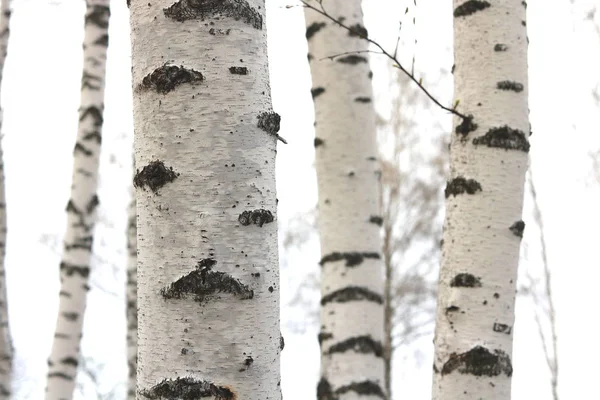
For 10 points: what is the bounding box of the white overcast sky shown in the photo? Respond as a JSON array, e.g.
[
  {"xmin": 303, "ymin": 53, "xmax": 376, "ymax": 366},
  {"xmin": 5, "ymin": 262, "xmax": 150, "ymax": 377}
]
[{"xmin": 1, "ymin": 0, "xmax": 599, "ymax": 399}]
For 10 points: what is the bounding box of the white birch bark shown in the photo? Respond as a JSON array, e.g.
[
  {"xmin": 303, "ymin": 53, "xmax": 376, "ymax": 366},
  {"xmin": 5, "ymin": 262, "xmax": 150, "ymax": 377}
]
[
  {"xmin": 0, "ymin": 1, "xmax": 12, "ymax": 397},
  {"xmin": 45, "ymin": 2, "xmax": 110, "ymax": 399},
  {"xmin": 126, "ymin": 175, "xmax": 137, "ymax": 400},
  {"xmin": 432, "ymin": 1, "xmax": 529, "ymax": 399},
  {"xmin": 129, "ymin": 1, "xmax": 281, "ymax": 399},
  {"xmin": 304, "ymin": 2, "xmax": 385, "ymax": 399}
]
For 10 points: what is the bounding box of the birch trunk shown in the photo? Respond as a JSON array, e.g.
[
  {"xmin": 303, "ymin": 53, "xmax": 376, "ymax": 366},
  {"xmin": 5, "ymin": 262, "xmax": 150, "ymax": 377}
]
[
  {"xmin": 45, "ymin": 2, "xmax": 110, "ymax": 399},
  {"xmin": 126, "ymin": 176, "xmax": 137, "ymax": 400},
  {"xmin": 305, "ymin": 2, "xmax": 385, "ymax": 399},
  {"xmin": 432, "ymin": 1, "xmax": 529, "ymax": 399},
  {"xmin": 0, "ymin": 1, "xmax": 12, "ymax": 397},
  {"xmin": 129, "ymin": 1, "xmax": 281, "ymax": 399}
]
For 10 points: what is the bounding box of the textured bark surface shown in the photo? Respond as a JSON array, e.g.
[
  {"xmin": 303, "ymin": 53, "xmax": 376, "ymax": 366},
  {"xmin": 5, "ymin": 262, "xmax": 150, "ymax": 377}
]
[
  {"xmin": 45, "ymin": 2, "xmax": 110, "ymax": 399},
  {"xmin": 432, "ymin": 1, "xmax": 529, "ymax": 399},
  {"xmin": 126, "ymin": 175, "xmax": 137, "ymax": 400},
  {"xmin": 305, "ymin": 1, "xmax": 385, "ymax": 399},
  {"xmin": 130, "ymin": 1, "xmax": 280, "ymax": 399},
  {"xmin": 0, "ymin": 0, "xmax": 12, "ymax": 397}
]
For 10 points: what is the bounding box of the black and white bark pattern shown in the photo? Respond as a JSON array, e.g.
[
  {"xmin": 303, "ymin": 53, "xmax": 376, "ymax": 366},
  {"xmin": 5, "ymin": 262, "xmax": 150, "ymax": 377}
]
[
  {"xmin": 130, "ymin": 0, "xmax": 280, "ymax": 399},
  {"xmin": 432, "ymin": 1, "xmax": 530, "ymax": 399},
  {"xmin": 45, "ymin": 2, "xmax": 110, "ymax": 399},
  {"xmin": 0, "ymin": 1, "xmax": 12, "ymax": 397},
  {"xmin": 305, "ymin": 1, "xmax": 385, "ymax": 399},
  {"xmin": 126, "ymin": 172, "xmax": 137, "ymax": 400}
]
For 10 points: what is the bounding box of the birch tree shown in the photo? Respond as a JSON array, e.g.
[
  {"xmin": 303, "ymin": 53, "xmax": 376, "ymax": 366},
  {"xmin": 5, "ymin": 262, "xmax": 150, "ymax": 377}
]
[
  {"xmin": 432, "ymin": 1, "xmax": 530, "ymax": 399},
  {"xmin": 126, "ymin": 177, "xmax": 137, "ymax": 400},
  {"xmin": 46, "ymin": 2, "xmax": 111, "ymax": 399},
  {"xmin": 0, "ymin": 0, "xmax": 12, "ymax": 397},
  {"xmin": 129, "ymin": 1, "xmax": 281, "ymax": 398},
  {"xmin": 304, "ymin": 1, "xmax": 385, "ymax": 398}
]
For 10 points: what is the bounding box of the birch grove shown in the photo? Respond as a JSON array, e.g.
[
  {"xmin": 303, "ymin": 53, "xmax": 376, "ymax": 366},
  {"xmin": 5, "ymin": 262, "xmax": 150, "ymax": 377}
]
[
  {"xmin": 304, "ymin": 1, "xmax": 385, "ymax": 398},
  {"xmin": 129, "ymin": 0, "xmax": 281, "ymax": 398},
  {"xmin": 432, "ymin": 1, "xmax": 530, "ymax": 399},
  {"xmin": 45, "ymin": 2, "xmax": 111, "ymax": 399},
  {"xmin": 0, "ymin": 0, "xmax": 12, "ymax": 397}
]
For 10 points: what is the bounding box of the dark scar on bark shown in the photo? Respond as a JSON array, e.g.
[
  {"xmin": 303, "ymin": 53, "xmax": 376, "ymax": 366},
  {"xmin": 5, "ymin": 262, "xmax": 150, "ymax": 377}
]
[
  {"xmin": 280, "ymin": 335, "xmax": 285, "ymax": 350},
  {"xmin": 354, "ymin": 97, "xmax": 371, "ymax": 103},
  {"xmin": 453, "ymin": 0, "xmax": 491, "ymax": 18},
  {"xmin": 164, "ymin": 0, "xmax": 262, "ymax": 30},
  {"xmin": 317, "ymin": 378, "xmax": 334, "ymax": 400},
  {"xmin": 139, "ymin": 65, "xmax": 203, "ymax": 94},
  {"xmin": 133, "ymin": 160, "xmax": 179, "ymax": 193},
  {"xmin": 60, "ymin": 357, "xmax": 78, "ymax": 367},
  {"xmin": 348, "ymin": 23, "xmax": 368, "ymax": 38},
  {"xmin": 327, "ymin": 336, "xmax": 383, "ymax": 357},
  {"xmin": 307, "ymin": 53, "xmax": 314, "ymax": 62},
  {"xmin": 497, "ymin": 80, "xmax": 524, "ymax": 92},
  {"xmin": 306, "ymin": 22, "xmax": 326, "ymax": 40},
  {"xmin": 336, "ymin": 381, "xmax": 385, "ymax": 399},
  {"xmin": 93, "ymin": 34, "xmax": 109, "ymax": 47},
  {"xmin": 139, "ymin": 377, "xmax": 235, "ymax": 400},
  {"xmin": 61, "ymin": 312, "xmax": 79, "ymax": 322},
  {"xmin": 472, "ymin": 126, "xmax": 530, "ymax": 152},
  {"xmin": 493, "ymin": 323, "xmax": 512, "ymax": 334},
  {"xmin": 445, "ymin": 177, "xmax": 482, "ymax": 198},
  {"xmin": 450, "ymin": 273, "xmax": 482, "ymax": 287},
  {"xmin": 321, "ymin": 286, "xmax": 383, "ymax": 305},
  {"xmin": 311, "ymin": 87, "xmax": 325, "ymax": 99},
  {"xmin": 238, "ymin": 209, "xmax": 274, "ymax": 227},
  {"xmin": 494, "ymin": 43, "xmax": 508, "ymax": 51},
  {"xmin": 441, "ymin": 346, "xmax": 513, "ymax": 377},
  {"xmin": 314, "ymin": 138, "xmax": 325, "ymax": 147},
  {"xmin": 319, "ymin": 252, "xmax": 380, "ymax": 267},
  {"xmin": 369, "ymin": 215, "xmax": 383, "ymax": 226},
  {"xmin": 445, "ymin": 305, "xmax": 460, "ymax": 315},
  {"xmin": 47, "ymin": 372, "xmax": 74, "ymax": 381},
  {"xmin": 229, "ymin": 66, "xmax": 248, "ymax": 75},
  {"xmin": 257, "ymin": 111, "xmax": 287, "ymax": 144},
  {"xmin": 86, "ymin": 5, "xmax": 110, "ymax": 29},
  {"xmin": 160, "ymin": 258, "xmax": 254, "ymax": 302},
  {"xmin": 455, "ymin": 114, "xmax": 477, "ymax": 136},
  {"xmin": 509, "ymin": 220, "xmax": 525, "ymax": 237},
  {"xmin": 60, "ymin": 262, "xmax": 90, "ymax": 278},
  {"xmin": 318, "ymin": 332, "xmax": 333, "ymax": 345},
  {"xmin": 336, "ymin": 55, "xmax": 368, "ymax": 64}
]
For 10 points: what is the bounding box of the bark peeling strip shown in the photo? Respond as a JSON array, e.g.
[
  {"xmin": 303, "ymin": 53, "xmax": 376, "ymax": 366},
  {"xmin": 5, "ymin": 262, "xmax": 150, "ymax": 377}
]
[
  {"xmin": 509, "ymin": 220, "xmax": 525, "ymax": 237},
  {"xmin": 319, "ymin": 251, "xmax": 380, "ymax": 267},
  {"xmin": 496, "ymin": 80, "xmax": 524, "ymax": 92},
  {"xmin": 336, "ymin": 55, "xmax": 368, "ymax": 64},
  {"xmin": 453, "ymin": 0, "xmax": 491, "ymax": 17},
  {"xmin": 327, "ymin": 335, "xmax": 383, "ymax": 357},
  {"xmin": 455, "ymin": 114, "xmax": 477, "ymax": 135},
  {"xmin": 140, "ymin": 65, "xmax": 203, "ymax": 94},
  {"xmin": 311, "ymin": 87, "xmax": 325, "ymax": 99},
  {"xmin": 160, "ymin": 258, "xmax": 254, "ymax": 302},
  {"xmin": 163, "ymin": 0, "xmax": 262, "ymax": 30},
  {"xmin": 314, "ymin": 138, "xmax": 325, "ymax": 147},
  {"xmin": 318, "ymin": 332, "xmax": 333, "ymax": 345},
  {"xmin": 472, "ymin": 126, "xmax": 530, "ymax": 152},
  {"xmin": 348, "ymin": 23, "xmax": 368, "ymax": 38},
  {"xmin": 321, "ymin": 286, "xmax": 383, "ymax": 305},
  {"xmin": 133, "ymin": 160, "xmax": 179, "ymax": 193},
  {"xmin": 229, "ymin": 66, "xmax": 248, "ymax": 75},
  {"xmin": 140, "ymin": 377, "xmax": 235, "ymax": 400},
  {"xmin": 238, "ymin": 209, "xmax": 274, "ymax": 227},
  {"xmin": 444, "ymin": 176, "xmax": 482, "ymax": 198},
  {"xmin": 441, "ymin": 346, "xmax": 513, "ymax": 377},
  {"xmin": 493, "ymin": 323, "xmax": 512, "ymax": 334},
  {"xmin": 336, "ymin": 381, "xmax": 385, "ymax": 399},
  {"xmin": 354, "ymin": 97, "xmax": 371, "ymax": 103},
  {"xmin": 369, "ymin": 215, "xmax": 383, "ymax": 226},
  {"xmin": 450, "ymin": 273, "xmax": 482, "ymax": 287},
  {"xmin": 306, "ymin": 22, "xmax": 326, "ymax": 40}
]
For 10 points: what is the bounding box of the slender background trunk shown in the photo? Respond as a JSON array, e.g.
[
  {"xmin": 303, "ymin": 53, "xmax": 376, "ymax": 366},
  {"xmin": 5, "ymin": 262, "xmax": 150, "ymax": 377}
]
[
  {"xmin": 125, "ymin": 172, "xmax": 136, "ymax": 400},
  {"xmin": 45, "ymin": 2, "xmax": 110, "ymax": 399}
]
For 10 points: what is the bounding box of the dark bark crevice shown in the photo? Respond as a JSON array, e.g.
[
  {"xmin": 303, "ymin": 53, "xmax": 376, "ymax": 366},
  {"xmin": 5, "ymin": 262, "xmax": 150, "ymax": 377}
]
[
  {"xmin": 164, "ymin": 0, "xmax": 262, "ymax": 30},
  {"xmin": 319, "ymin": 252, "xmax": 380, "ymax": 267},
  {"xmin": 441, "ymin": 346, "xmax": 513, "ymax": 377},
  {"xmin": 140, "ymin": 377, "xmax": 235, "ymax": 399},
  {"xmin": 321, "ymin": 286, "xmax": 383, "ymax": 305}
]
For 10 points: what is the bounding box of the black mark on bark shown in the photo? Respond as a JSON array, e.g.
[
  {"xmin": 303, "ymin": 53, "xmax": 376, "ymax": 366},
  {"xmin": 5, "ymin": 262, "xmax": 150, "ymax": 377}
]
[
  {"xmin": 337, "ymin": 55, "xmax": 368, "ymax": 64},
  {"xmin": 453, "ymin": 0, "xmax": 491, "ymax": 18},
  {"xmin": 60, "ymin": 262, "xmax": 90, "ymax": 278},
  {"xmin": 280, "ymin": 335, "xmax": 285, "ymax": 350},
  {"xmin": 164, "ymin": 0, "xmax": 262, "ymax": 30},
  {"xmin": 140, "ymin": 65, "xmax": 203, "ymax": 94},
  {"xmin": 140, "ymin": 377, "xmax": 235, "ymax": 399},
  {"xmin": 369, "ymin": 215, "xmax": 383, "ymax": 226},
  {"xmin": 311, "ymin": 87, "xmax": 325, "ymax": 99},
  {"xmin": 47, "ymin": 372, "xmax": 74, "ymax": 381},
  {"xmin": 441, "ymin": 346, "xmax": 513, "ymax": 377},
  {"xmin": 317, "ymin": 378, "xmax": 334, "ymax": 400},
  {"xmin": 320, "ymin": 252, "xmax": 380, "ymax": 267},
  {"xmin": 522, "ymin": 1, "xmax": 527, "ymax": 8},
  {"xmin": 445, "ymin": 305, "xmax": 460, "ymax": 315},
  {"xmin": 336, "ymin": 381, "xmax": 385, "ymax": 399},
  {"xmin": 308, "ymin": 53, "xmax": 314, "ymax": 62},
  {"xmin": 473, "ymin": 126, "xmax": 530, "ymax": 152},
  {"xmin": 60, "ymin": 357, "xmax": 78, "ymax": 367},
  {"xmin": 134, "ymin": 160, "xmax": 179, "ymax": 193},
  {"xmin": 257, "ymin": 111, "xmax": 280, "ymax": 135},
  {"xmin": 509, "ymin": 220, "xmax": 525, "ymax": 237},
  {"xmin": 314, "ymin": 138, "xmax": 325, "ymax": 147},
  {"xmin": 445, "ymin": 177, "xmax": 482, "ymax": 198},
  {"xmin": 348, "ymin": 23, "xmax": 368, "ymax": 38},
  {"xmin": 354, "ymin": 97, "xmax": 371, "ymax": 103},
  {"xmin": 497, "ymin": 80, "xmax": 524, "ymax": 92},
  {"xmin": 229, "ymin": 66, "xmax": 248, "ymax": 75},
  {"xmin": 86, "ymin": 5, "xmax": 110, "ymax": 29},
  {"xmin": 493, "ymin": 323, "xmax": 512, "ymax": 334},
  {"xmin": 306, "ymin": 22, "xmax": 326, "ymax": 39},
  {"xmin": 327, "ymin": 336, "xmax": 383, "ymax": 357},
  {"xmin": 238, "ymin": 209, "xmax": 274, "ymax": 227},
  {"xmin": 93, "ymin": 34, "xmax": 109, "ymax": 47},
  {"xmin": 61, "ymin": 312, "xmax": 79, "ymax": 322},
  {"xmin": 455, "ymin": 114, "xmax": 477, "ymax": 136},
  {"xmin": 450, "ymin": 273, "xmax": 482, "ymax": 287},
  {"xmin": 318, "ymin": 332, "xmax": 333, "ymax": 345},
  {"xmin": 160, "ymin": 258, "xmax": 254, "ymax": 302},
  {"xmin": 494, "ymin": 43, "xmax": 508, "ymax": 51},
  {"xmin": 321, "ymin": 286, "xmax": 383, "ymax": 305}
]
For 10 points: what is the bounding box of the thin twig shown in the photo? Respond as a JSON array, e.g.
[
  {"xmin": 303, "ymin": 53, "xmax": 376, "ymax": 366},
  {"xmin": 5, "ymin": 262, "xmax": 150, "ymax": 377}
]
[{"xmin": 319, "ymin": 49, "xmax": 383, "ymax": 62}]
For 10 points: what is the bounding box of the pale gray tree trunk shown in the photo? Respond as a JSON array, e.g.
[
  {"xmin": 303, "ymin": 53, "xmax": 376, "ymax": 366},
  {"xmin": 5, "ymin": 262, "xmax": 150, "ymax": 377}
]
[
  {"xmin": 45, "ymin": 2, "xmax": 110, "ymax": 399},
  {"xmin": 126, "ymin": 174, "xmax": 137, "ymax": 400},
  {"xmin": 129, "ymin": 1, "xmax": 281, "ymax": 398},
  {"xmin": 432, "ymin": 1, "xmax": 529, "ymax": 399},
  {"xmin": 305, "ymin": 1, "xmax": 385, "ymax": 399},
  {"xmin": 0, "ymin": 0, "xmax": 12, "ymax": 397}
]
